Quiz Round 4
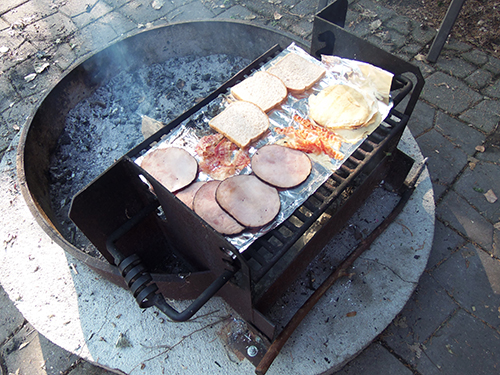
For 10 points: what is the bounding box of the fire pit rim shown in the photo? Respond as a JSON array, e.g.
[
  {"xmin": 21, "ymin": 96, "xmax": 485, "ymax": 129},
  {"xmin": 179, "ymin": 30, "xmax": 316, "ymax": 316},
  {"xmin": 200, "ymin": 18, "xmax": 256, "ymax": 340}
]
[{"xmin": 15, "ymin": 20, "xmax": 308, "ymax": 282}]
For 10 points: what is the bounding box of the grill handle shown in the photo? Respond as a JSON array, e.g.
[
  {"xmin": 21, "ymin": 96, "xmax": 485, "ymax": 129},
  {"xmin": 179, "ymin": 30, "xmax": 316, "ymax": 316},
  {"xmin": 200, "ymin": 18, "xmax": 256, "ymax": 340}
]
[{"xmin": 106, "ymin": 201, "xmax": 237, "ymax": 322}]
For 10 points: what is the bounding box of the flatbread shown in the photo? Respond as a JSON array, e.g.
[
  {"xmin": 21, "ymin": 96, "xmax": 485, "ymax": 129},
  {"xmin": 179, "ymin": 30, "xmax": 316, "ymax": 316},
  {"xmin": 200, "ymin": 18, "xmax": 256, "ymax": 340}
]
[{"xmin": 308, "ymin": 84, "xmax": 377, "ymax": 130}]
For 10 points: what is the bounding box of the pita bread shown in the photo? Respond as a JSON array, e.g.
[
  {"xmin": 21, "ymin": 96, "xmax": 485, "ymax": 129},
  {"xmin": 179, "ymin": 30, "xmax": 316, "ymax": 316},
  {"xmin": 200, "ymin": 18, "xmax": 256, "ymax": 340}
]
[{"xmin": 308, "ymin": 84, "xmax": 377, "ymax": 130}]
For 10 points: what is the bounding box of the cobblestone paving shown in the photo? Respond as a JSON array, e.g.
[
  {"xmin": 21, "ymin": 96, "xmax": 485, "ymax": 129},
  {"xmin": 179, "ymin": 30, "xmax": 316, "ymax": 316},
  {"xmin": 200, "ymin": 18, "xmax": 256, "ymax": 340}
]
[{"xmin": 1, "ymin": 0, "xmax": 499, "ymax": 374}]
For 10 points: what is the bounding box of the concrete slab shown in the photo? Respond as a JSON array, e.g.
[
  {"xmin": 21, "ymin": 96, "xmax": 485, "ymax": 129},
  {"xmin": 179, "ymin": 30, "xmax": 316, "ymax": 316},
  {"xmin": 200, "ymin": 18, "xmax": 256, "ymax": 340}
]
[{"xmin": 0, "ymin": 124, "xmax": 434, "ymax": 374}]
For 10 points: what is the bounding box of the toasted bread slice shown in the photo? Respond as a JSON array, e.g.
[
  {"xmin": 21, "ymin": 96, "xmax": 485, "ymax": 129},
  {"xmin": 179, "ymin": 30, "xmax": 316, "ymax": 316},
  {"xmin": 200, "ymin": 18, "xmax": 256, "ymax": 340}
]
[
  {"xmin": 209, "ymin": 101, "xmax": 269, "ymax": 148},
  {"xmin": 267, "ymin": 53, "xmax": 326, "ymax": 93},
  {"xmin": 231, "ymin": 71, "xmax": 288, "ymax": 112}
]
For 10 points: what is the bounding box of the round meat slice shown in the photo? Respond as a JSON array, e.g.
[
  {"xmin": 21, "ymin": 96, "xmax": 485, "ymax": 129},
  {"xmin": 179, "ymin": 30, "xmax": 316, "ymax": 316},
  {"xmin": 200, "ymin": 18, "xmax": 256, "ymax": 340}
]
[
  {"xmin": 251, "ymin": 144, "xmax": 312, "ymax": 188},
  {"xmin": 216, "ymin": 175, "xmax": 280, "ymax": 228},
  {"xmin": 140, "ymin": 147, "xmax": 198, "ymax": 193},
  {"xmin": 193, "ymin": 181, "xmax": 245, "ymax": 235},
  {"xmin": 175, "ymin": 181, "xmax": 206, "ymax": 210}
]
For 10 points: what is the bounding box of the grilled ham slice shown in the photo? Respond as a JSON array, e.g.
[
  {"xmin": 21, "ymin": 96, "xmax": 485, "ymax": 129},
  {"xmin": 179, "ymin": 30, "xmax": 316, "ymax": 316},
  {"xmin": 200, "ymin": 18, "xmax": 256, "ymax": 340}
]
[
  {"xmin": 251, "ymin": 144, "xmax": 312, "ymax": 188},
  {"xmin": 140, "ymin": 147, "xmax": 198, "ymax": 193},
  {"xmin": 193, "ymin": 180, "xmax": 245, "ymax": 235},
  {"xmin": 216, "ymin": 175, "xmax": 280, "ymax": 228}
]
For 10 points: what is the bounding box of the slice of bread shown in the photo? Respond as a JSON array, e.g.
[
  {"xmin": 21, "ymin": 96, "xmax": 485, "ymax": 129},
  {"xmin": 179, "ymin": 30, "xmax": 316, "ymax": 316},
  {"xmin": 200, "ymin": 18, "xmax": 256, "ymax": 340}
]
[
  {"xmin": 267, "ymin": 53, "xmax": 326, "ymax": 93},
  {"xmin": 231, "ymin": 71, "xmax": 288, "ymax": 112},
  {"xmin": 209, "ymin": 101, "xmax": 269, "ymax": 148}
]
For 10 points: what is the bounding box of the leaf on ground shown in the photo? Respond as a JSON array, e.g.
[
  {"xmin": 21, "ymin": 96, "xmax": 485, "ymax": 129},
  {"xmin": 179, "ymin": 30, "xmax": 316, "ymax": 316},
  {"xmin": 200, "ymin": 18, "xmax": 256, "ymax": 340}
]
[{"xmin": 484, "ymin": 189, "xmax": 498, "ymax": 203}]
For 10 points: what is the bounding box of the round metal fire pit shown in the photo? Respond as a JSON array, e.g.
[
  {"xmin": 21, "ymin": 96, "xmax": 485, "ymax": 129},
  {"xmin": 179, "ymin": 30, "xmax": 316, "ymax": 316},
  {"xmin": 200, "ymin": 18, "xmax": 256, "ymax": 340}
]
[
  {"xmin": 11, "ymin": 19, "xmax": 435, "ymax": 374},
  {"xmin": 16, "ymin": 21, "xmax": 305, "ymax": 297}
]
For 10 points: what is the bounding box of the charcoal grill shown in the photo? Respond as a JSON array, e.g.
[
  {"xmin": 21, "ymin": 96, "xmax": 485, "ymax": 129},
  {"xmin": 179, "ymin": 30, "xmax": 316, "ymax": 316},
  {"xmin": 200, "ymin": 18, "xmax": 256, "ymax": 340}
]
[{"xmin": 17, "ymin": 0, "xmax": 424, "ymax": 370}]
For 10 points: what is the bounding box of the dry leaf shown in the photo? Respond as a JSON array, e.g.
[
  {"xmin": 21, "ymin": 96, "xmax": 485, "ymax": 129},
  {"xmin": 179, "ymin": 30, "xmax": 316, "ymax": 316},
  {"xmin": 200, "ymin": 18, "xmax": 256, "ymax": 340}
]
[
  {"xmin": 494, "ymin": 222, "xmax": 500, "ymax": 230},
  {"xmin": 274, "ymin": 12, "xmax": 282, "ymax": 20},
  {"xmin": 24, "ymin": 73, "xmax": 37, "ymax": 82},
  {"xmin": 151, "ymin": 0, "xmax": 164, "ymax": 10},
  {"xmin": 484, "ymin": 189, "xmax": 498, "ymax": 203},
  {"xmin": 445, "ymin": 344, "xmax": 454, "ymax": 355},
  {"xmin": 141, "ymin": 115, "xmax": 165, "ymax": 139},
  {"xmin": 18, "ymin": 341, "xmax": 30, "ymax": 350},
  {"xmin": 115, "ymin": 333, "xmax": 132, "ymax": 348},
  {"xmin": 414, "ymin": 53, "xmax": 426, "ymax": 61},
  {"xmin": 475, "ymin": 145, "xmax": 486, "ymax": 152},
  {"xmin": 346, "ymin": 311, "xmax": 357, "ymax": 317},
  {"xmin": 34, "ymin": 62, "xmax": 50, "ymax": 74},
  {"xmin": 467, "ymin": 156, "xmax": 479, "ymax": 170},
  {"xmin": 369, "ymin": 20, "xmax": 382, "ymax": 31},
  {"xmin": 244, "ymin": 15, "xmax": 257, "ymax": 20}
]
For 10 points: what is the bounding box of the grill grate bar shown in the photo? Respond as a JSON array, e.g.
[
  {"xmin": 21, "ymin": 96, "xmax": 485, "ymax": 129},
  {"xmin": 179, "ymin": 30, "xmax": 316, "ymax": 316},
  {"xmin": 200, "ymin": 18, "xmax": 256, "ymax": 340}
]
[{"xmin": 246, "ymin": 109, "xmax": 408, "ymax": 281}]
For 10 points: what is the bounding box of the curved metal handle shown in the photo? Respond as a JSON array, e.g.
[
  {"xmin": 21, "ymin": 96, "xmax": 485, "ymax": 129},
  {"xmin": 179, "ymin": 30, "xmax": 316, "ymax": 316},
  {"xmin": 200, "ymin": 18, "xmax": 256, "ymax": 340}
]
[
  {"xmin": 105, "ymin": 201, "xmax": 237, "ymax": 321},
  {"xmin": 117, "ymin": 253, "xmax": 235, "ymax": 321}
]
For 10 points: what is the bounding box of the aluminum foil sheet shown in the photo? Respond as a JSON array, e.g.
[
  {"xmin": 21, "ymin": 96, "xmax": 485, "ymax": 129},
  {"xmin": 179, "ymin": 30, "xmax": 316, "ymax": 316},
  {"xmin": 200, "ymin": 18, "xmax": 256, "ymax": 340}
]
[{"xmin": 135, "ymin": 43, "xmax": 393, "ymax": 252}]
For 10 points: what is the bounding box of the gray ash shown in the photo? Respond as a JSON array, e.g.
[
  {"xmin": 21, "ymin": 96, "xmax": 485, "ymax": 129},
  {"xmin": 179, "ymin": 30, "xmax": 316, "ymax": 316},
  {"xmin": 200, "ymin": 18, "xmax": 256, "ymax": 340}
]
[{"xmin": 49, "ymin": 54, "xmax": 249, "ymax": 262}]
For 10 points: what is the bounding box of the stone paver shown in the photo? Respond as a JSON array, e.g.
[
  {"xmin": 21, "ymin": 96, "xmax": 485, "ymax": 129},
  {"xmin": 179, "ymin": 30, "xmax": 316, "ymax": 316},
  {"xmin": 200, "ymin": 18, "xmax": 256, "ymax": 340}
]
[
  {"xmin": 1, "ymin": 0, "xmax": 500, "ymax": 374},
  {"xmin": 438, "ymin": 190, "xmax": 494, "ymax": 253},
  {"xmin": 381, "ymin": 272, "xmax": 457, "ymax": 364},
  {"xmin": 421, "ymin": 71, "xmax": 483, "ymax": 114},
  {"xmin": 416, "ymin": 309, "xmax": 500, "ymax": 375},
  {"xmin": 426, "ymin": 219, "xmax": 465, "ymax": 270},
  {"xmin": 334, "ymin": 341, "xmax": 413, "ymax": 374},
  {"xmin": 432, "ymin": 243, "xmax": 500, "ymax": 328},
  {"xmin": 465, "ymin": 68, "xmax": 493, "ymax": 90},
  {"xmin": 434, "ymin": 111, "xmax": 485, "ymax": 155},
  {"xmin": 454, "ymin": 161, "xmax": 500, "ymax": 224},
  {"xmin": 459, "ymin": 98, "xmax": 500, "ymax": 133},
  {"xmin": 1, "ymin": 323, "xmax": 79, "ymax": 375},
  {"xmin": 0, "ymin": 286, "xmax": 24, "ymax": 345},
  {"xmin": 484, "ymin": 77, "xmax": 500, "ymax": 99},
  {"xmin": 416, "ymin": 129, "xmax": 468, "ymax": 198},
  {"xmin": 435, "ymin": 56, "xmax": 476, "ymax": 79}
]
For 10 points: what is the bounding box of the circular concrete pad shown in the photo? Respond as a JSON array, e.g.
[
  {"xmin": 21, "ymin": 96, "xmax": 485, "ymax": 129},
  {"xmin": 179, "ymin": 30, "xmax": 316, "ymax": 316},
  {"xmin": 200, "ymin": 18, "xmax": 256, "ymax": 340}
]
[{"xmin": 0, "ymin": 128, "xmax": 434, "ymax": 374}]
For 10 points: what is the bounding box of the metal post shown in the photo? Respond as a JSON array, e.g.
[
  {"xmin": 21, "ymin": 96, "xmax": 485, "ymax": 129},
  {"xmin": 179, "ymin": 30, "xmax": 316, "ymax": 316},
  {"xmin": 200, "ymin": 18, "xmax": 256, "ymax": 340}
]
[{"xmin": 426, "ymin": 0, "xmax": 467, "ymax": 62}]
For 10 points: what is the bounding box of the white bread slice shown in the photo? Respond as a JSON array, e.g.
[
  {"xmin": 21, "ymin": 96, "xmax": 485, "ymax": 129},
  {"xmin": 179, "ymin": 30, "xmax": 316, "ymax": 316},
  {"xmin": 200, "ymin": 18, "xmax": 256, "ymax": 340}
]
[
  {"xmin": 231, "ymin": 71, "xmax": 288, "ymax": 112},
  {"xmin": 208, "ymin": 101, "xmax": 269, "ymax": 148},
  {"xmin": 267, "ymin": 53, "xmax": 326, "ymax": 93}
]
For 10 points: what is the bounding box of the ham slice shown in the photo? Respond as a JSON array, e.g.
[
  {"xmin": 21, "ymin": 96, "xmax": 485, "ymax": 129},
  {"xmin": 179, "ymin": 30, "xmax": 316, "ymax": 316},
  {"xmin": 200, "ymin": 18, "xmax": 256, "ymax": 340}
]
[
  {"xmin": 175, "ymin": 181, "xmax": 206, "ymax": 210},
  {"xmin": 140, "ymin": 147, "xmax": 198, "ymax": 192},
  {"xmin": 251, "ymin": 144, "xmax": 312, "ymax": 188},
  {"xmin": 216, "ymin": 175, "xmax": 280, "ymax": 228},
  {"xmin": 193, "ymin": 180, "xmax": 245, "ymax": 235}
]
